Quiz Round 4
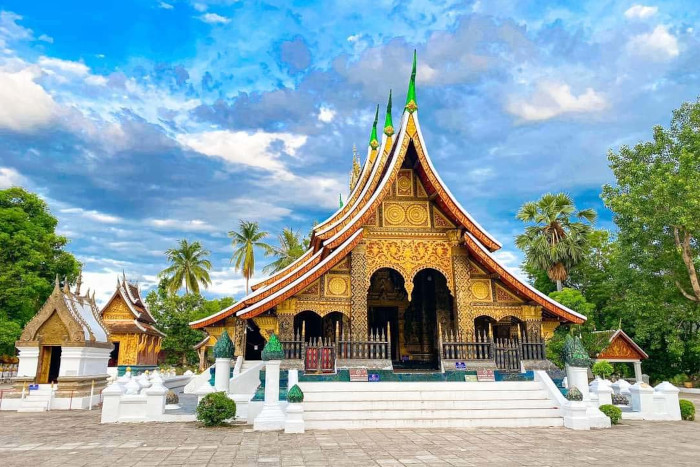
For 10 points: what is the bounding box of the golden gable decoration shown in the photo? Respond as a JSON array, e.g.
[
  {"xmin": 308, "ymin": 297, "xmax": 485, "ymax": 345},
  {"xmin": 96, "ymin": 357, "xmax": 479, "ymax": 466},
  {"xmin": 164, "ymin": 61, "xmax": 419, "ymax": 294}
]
[
  {"xmin": 433, "ymin": 207, "xmax": 455, "ymax": 229},
  {"xmin": 470, "ymin": 280, "xmax": 491, "ymax": 301},
  {"xmin": 397, "ymin": 169, "xmax": 413, "ymax": 196},
  {"xmin": 383, "ymin": 201, "xmax": 430, "ymax": 228},
  {"xmin": 325, "ymin": 275, "xmax": 351, "ymax": 298}
]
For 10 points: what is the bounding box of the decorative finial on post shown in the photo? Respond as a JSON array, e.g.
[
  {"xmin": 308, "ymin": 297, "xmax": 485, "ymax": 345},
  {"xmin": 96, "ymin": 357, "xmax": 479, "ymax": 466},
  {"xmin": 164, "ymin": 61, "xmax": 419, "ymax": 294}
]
[
  {"xmin": 384, "ymin": 89, "xmax": 394, "ymax": 136},
  {"xmin": 339, "ymin": 193, "xmax": 344, "ymax": 208},
  {"xmin": 404, "ymin": 50, "xmax": 418, "ymax": 113},
  {"xmin": 75, "ymin": 272, "xmax": 82, "ymax": 295},
  {"xmin": 369, "ymin": 105, "xmax": 379, "ymax": 149},
  {"xmin": 55, "ymin": 274, "xmax": 60, "ymax": 289},
  {"xmin": 63, "ymin": 276, "xmax": 70, "ymax": 293}
]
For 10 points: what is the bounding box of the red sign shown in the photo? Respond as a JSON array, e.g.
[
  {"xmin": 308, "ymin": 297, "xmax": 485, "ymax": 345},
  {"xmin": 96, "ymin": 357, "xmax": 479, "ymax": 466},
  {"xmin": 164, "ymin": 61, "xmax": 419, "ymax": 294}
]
[
  {"xmin": 476, "ymin": 369, "xmax": 495, "ymax": 382},
  {"xmin": 349, "ymin": 368, "xmax": 368, "ymax": 382}
]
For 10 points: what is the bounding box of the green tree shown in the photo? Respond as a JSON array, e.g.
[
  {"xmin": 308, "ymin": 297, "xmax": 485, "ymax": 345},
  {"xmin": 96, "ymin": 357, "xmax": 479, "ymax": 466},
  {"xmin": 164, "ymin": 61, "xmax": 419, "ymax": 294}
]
[
  {"xmin": 0, "ymin": 318, "xmax": 22, "ymax": 355},
  {"xmin": 515, "ymin": 193, "xmax": 597, "ymax": 291},
  {"xmin": 228, "ymin": 220, "xmax": 271, "ymax": 294},
  {"xmin": 263, "ymin": 228, "xmax": 307, "ymax": 274},
  {"xmin": 158, "ymin": 239, "xmax": 212, "ymax": 295},
  {"xmin": 603, "ymin": 99, "xmax": 700, "ymax": 304},
  {"xmin": 0, "ymin": 188, "xmax": 80, "ymax": 336},
  {"xmin": 546, "ymin": 288, "xmax": 598, "ymax": 367}
]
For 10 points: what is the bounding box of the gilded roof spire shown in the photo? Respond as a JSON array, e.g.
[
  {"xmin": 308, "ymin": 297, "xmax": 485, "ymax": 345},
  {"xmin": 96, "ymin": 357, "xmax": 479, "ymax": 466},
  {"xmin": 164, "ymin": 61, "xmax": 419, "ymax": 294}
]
[
  {"xmin": 339, "ymin": 193, "xmax": 344, "ymax": 208},
  {"xmin": 383, "ymin": 89, "xmax": 394, "ymax": 136},
  {"xmin": 369, "ymin": 105, "xmax": 379, "ymax": 149},
  {"xmin": 405, "ymin": 50, "xmax": 418, "ymax": 113}
]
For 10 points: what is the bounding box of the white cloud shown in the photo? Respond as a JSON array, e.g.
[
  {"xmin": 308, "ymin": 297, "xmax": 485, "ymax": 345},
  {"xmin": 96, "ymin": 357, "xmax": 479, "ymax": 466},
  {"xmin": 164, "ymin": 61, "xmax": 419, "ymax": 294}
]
[
  {"xmin": 493, "ymin": 250, "xmax": 527, "ymax": 282},
  {"xmin": 177, "ymin": 129, "xmax": 307, "ymax": 173},
  {"xmin": 38, "ymin": 56, "xmax": 90, "ymax": 76},
  {"xmin": 506, "ymin": 81, "xmax": 607, "ymax": 122},
  {"xmin": 624, "ymin": 5, "xmax": 658, "ymax": 20},
  {"xmin": 158, "ymin": 1, "xmax": 174, "ymax": 9},
  {"xmin": 627, "ymin": 25, "xmax": 679, "ymax": 61},
  {"xmin": 199, "ymin": 13, "xmax": 230, "ymax": 24},
  {"xmin": 37, "ymin": 34, "xmax": 53, "ymax": 43},
  {"xmin": 0, "ymin": 68, "xmax": 57, "ymax": 132},
  {"xmin": 208, "ymin": 268, "xmax": 248, "ymax": 297},
  {"xmin": 318, "ymin": 106, "xmax": 335, "ymax": 123},
  {"xmin": 60, "ymin": 207, "xmax": 123, "ymax": 224},
  {"xmin": 0, "ymin": 167, "xmax": 27, "ymax": 188},
  {"xmin": 148, "ymin": 218, "xmax": 216, "ymax": 232},
  {"xmin": 85, "ymin": 74, "xmax": 108, "ymax": 86}
]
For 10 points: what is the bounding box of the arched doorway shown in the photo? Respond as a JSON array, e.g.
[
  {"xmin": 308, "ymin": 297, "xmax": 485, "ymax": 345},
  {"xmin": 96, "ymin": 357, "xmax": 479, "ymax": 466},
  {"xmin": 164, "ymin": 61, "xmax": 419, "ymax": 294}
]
[
  {"xmin": 367, "ymin": 268, "xmax": 407, "ymax": 362},
  {"xmin": 245, "ymin": 320, "xmax": 266, "ymax": 360},
  {"xmin": 294, "ymin": 310, "xmax": 322, "ymax": 342}
]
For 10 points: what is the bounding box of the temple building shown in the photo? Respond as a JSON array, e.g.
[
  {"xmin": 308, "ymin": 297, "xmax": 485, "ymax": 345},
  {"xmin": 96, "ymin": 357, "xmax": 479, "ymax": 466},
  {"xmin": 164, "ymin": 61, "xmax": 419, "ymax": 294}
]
[
  {"xmin": 191, "ymin": 53, "xmax": 586, "ymax": 373},
  {"xmin": 4, "ymin": 277, "xmax": 112, "ymax": 411},
  {"xmin": 100, "ymin": 275, "xmax": 164, "ymax": 374}
]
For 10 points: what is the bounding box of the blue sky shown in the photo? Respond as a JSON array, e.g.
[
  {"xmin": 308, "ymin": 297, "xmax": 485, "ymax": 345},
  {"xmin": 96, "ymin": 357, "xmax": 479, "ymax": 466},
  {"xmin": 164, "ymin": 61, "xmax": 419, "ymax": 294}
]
[{"xmin": 1, "ymin": 1, "xmax": 698, "ymax": 304}]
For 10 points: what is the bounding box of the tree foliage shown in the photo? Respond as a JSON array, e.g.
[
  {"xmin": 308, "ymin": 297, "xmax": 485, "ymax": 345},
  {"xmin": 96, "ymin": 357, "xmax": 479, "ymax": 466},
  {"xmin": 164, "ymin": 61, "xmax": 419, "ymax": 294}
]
[
  {"xmin": 263, "ymin": 228, "xmax": 307, "ymax": 275},
  {"xmin": 158, "ymin": 239, "xmax": 212, "ymax": 295},
  {"xmin": 228, "ymin": 220, "xmax": 271, "ymax": 294},
  {"xmin": 515, "ymin": 193, "xmax": 596, "ymax": 291},
  {"xmin": 0, "ymin": 188, "xmax": 80, "ymax": 353}
]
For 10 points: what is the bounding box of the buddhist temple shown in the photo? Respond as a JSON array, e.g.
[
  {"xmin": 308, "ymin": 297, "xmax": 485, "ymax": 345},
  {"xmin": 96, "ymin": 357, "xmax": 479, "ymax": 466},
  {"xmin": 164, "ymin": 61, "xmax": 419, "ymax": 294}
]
[
  {"xmin": 5, "ymin": 276, "xmax": 112, "ymax": 410},
  {"xmin": 191, "ymin": 52, "xmax": 586, "ymax": 373},
  {"xmin": 101, "ymin": 274, "xmax": 165, "ymax": 374},
  {"xmin": 592, "ymin": 329, "xmax": 648, "ymax": 382}
]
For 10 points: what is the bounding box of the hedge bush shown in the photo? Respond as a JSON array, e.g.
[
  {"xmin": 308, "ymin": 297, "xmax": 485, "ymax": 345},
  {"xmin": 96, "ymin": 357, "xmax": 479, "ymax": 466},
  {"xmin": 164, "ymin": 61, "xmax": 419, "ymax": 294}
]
[
  {"xmin": 680, "ymin": 399, "xmax": 695, "ymax": 421},
  {"xmin": 592, "ymin": 360, "xmax": 614, "ymax": 379},
  {"xmin": 599, "ymin": 404, "xmax": 622, "ymax": 425},
  {"xmin": 196, "ymin": 392, "xmax": 236, "ymax": 426}
]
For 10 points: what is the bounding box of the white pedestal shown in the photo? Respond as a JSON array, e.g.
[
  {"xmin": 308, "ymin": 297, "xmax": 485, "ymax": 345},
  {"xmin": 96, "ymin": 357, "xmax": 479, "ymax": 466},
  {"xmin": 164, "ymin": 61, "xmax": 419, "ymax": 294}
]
[
  {"xmin": 589, "ymin": 378, "xmax": 613, "ymax": 406},
  {"xmin": 612, "ymin": 379, "xmax": 631, "ymax": 396},
  {"xmin": 654, "ymin": 381, "xmax": 681, "ymax": 420},
  {"xmin": 630, "ymin": 382, "xmax": 654, "ymax": 414},
  {"xmin": 288, "ymin": 369, "xmax": 299, "ymax": 389},
  {"xmin": 194, "ymin": 382, "xmax": 215, "ymax": 404},
  {"xmin": 566, "ymin": 365, "xmax": 590, "ymax": 400},
  {"xmin": 285, "ymin": 403, "xmax": 305, "ymax": 433},
  {"xmin": 563, "ymin": 401, "xmax": 590, "ymax": 430},
  {"xmin": 254, "ymin": 360, "xmax": 285, "ymax": 431},
  {"xmin": 101, "ymin": 381, "xmax": 123, "ymax": 423},
  {"xmin": 214, "ymin": 358, "xmax": 231, "ymax": 392}
]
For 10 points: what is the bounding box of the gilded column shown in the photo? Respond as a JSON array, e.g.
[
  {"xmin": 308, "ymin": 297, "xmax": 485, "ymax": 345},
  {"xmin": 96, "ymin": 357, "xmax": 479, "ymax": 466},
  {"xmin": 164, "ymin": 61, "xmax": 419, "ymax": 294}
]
[
  {"xmin": 522, "ymin": 305, "xmax": 543, "ymax": 340},
  {"xmin": 234, "ymin": 318, "xmax": 246, "ymax": 358},
  {"xmin": 350, "ymin": 246, "xmax": 369, "ymax": 339},
  {"xmin": 452, "ymin": 247, "xmax": 474, "ymax": 339},
  {"xmin": 276, "ymin": 299, "xmax": 296, "ymax": 341}
]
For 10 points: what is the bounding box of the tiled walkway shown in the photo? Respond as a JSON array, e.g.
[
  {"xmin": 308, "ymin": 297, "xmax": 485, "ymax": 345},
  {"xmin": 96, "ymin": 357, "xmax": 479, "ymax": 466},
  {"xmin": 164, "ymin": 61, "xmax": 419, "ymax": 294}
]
[{"xmin": 0, "ymin": 409, "xmax": 697, "ymax": 466}]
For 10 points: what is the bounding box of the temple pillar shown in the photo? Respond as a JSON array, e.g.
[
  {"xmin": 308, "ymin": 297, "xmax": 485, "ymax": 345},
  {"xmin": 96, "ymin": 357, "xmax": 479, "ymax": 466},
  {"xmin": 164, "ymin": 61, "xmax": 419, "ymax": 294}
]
[
  {"xmin": 234, "ymin": 318, "xmax": 246, "ymax": 358},
  {"xmin": 276, "ymin": 299, "xmax": 296, "ymax": 342},
  {"xmin": 522, "ymin": 305, "xmax": 543, "ymax": 340},
  {"xmin": 451, "ymin": 247, "xmax": 473, "ymax": 340},
  {"xmin": 350, "ymin": 246, "xmax": 369, "ymax": 339}
]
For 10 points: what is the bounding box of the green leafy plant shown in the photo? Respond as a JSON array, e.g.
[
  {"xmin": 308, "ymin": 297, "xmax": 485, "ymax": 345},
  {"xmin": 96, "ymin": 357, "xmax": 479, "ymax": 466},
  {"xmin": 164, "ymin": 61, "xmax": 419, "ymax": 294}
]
[
  {"xmin": 213, "ymin": 330, "xmax": 235, "ymax": 359},
  {"xmin": 196, "ymin": 392, "xmax": 236, "ymax": 426},
  {"xmin": 261, "ymin": 333, "xmax": 284, "ymax": 361},
  {"xmin": 670, "ymin": 374, "xmax": 689, "ymax": 386},
  {"xmin": 287, "ymin": 384, "xmax": 304, "ymax": 403},
  {"xmin": 592, "ymin": 360, "xmax": 614, "ymax": 379},
  {"xmin": 566, "ymin": 387, "xmax": 583, "ymax": 401},
  {"xmin": 599, "ymin": 404, "xmax": 622, "ymax": 425},
  {"xmin": 680, "ymin": 399, "xmax": 695, "ymax": 421},
  {"xmin": 562, "ymin": 335, "xmax": 592, "ymax": 367}
]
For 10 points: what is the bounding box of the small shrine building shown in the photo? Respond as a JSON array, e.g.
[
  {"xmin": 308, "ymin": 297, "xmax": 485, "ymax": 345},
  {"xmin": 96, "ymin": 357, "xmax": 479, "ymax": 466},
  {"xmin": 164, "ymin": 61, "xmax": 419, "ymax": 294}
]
[
  {"xmin": 190, "ymin": 53, "xmax": 586, "ymax": 372},
  {"xmin": 592, "ymin": 329, "xmax": 648, "ymax": 382},
  {"xmin": 101, "ymin": 275, "xmax": 165, "ymax": 374}
]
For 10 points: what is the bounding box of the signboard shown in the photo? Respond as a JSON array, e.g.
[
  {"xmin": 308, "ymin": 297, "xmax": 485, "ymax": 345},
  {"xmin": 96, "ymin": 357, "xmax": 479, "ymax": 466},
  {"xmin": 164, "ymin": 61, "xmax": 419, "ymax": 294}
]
[
  {"xmin": 368, "ymin": 373, "xmax": 380, "ymax": 382},
  {"xmin": 455, "ymin": 361, "xmax": 466, "ymax": 370},
  {"xmin": 476, "ymin": 369, "xmax": 495, "ymax": 382},
  {"xmin": 349, "ymin": 368, "xmax": 368, "ymax": 382},
  {"xmin": 28, "ymin": 384, "xmax": 39, "ymax": 391},
  {"xmin": 464, "ymin": 374, "xmax": 478, "ymax": 382}
]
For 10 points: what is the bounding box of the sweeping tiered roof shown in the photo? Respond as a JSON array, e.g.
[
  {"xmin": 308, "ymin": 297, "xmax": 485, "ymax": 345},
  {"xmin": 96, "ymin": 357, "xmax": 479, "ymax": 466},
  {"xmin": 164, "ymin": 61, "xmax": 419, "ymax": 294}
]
[
  {"xmin": 192, "ymin": 53, "xmax": 585, "ymax": 328},
  {"xmin": 101, "ymin": 274, "xmax": 165, "ymax": 337}
]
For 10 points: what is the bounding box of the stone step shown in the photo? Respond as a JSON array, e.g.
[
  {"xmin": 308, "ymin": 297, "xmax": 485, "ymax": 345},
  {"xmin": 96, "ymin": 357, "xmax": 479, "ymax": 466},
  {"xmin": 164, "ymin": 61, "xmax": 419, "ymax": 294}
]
[
  {"xmin": 299, "ymin": 381, "xmax": 542, "ymax": 392},
  {"xmin": 305, "ymin": 417, "xmax": 564, "ymax": 430},
  {"xmin": 304, "ymin": 407, "xmax": 562, "ymax": 421},
  {"xmin": 303, "ymin": 399, "xmax": 557, "ymax": 412},
  {"xmin": 302, "ymin": 389, "xmax": 550, "ymax": 402},
  {"xmin": 17, "ymin": 399, "xmax": 49, "ymax": 412}
]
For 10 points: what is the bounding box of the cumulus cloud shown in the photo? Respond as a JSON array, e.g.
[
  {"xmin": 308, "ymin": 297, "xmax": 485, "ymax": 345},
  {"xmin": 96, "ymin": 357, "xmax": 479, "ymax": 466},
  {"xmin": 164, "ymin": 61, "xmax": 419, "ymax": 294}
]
[
  {"xmin": 148, "ymin": 218, "xmax": 216, "ymax": 232},
  {"xmin": 38, "ymin": 56, "xmax": 90, "ymax": 76},
  {"xmin": 198, "ymin": 13, "xmax": 230, "ymax": 24},
  {"xmin": 318, "ymin": 106, "xmax": 335, "ymax": 123},
  {"xmin": 0, "ymin": 68, "xmax": 57, "ymax": 132},
  {"xmin": 506, "ymin": 82, "xmax": 607, "ymax": 122},
  {"xmin": 624, "ymin": 5, "xmax": 658, "ymax": 20},
  {"xmin": 158, "ymin": 1, "xmax": 174, "ymax": 9},
  {"xmin": 0, "ymin": 167, "xmax": 27, "ymax": 188},
  {"xmin": 627, "ymin": 25, "xmax": 679, "ymax": 61},
  {"xmin": 177, "ymin": 129, "xmax": 307, "ymax": 173},
  {"xmin": 59, "ymin": 207, "xmax": 123, "ymax": 224}
]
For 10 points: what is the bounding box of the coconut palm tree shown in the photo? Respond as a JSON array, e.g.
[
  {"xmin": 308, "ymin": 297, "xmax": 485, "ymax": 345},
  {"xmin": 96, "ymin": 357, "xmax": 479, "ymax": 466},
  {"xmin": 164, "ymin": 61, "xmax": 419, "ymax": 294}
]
[
  {"xmin": 229, "ymin": 220, "xmax": 271, "ymax": 295},
  {"xmin": 158, "ymin": 239, "xmax": 212, "ymax": 295},
  {"xmin": 263, "ymin": 228, "xmax": 308, "ymax": 274},
  {"xmin": 515, "ymin": 193, "xmax": 596, "ymax": 291}
]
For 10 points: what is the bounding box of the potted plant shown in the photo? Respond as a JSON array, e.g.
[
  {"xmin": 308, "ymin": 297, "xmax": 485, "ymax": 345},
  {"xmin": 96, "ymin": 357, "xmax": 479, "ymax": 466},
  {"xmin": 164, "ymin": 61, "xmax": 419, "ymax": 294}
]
[{"xmin": 670, "ymin": 374, "xmax": 691, "ymax": 388}]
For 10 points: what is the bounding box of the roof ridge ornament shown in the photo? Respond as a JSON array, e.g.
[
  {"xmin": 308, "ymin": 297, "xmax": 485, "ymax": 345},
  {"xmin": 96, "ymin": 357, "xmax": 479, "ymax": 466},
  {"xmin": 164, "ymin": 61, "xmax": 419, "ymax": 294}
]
[
  {"xmin": 405, "ymin": 50, "xmax": 418, "ymax": 113},
  {"xmin": 369, "ymin": 104, "xmax": 379, "ymax": 149},
  {"xmin": 383, "ymin": 89, "xmax": 394, "ymax": 136}
]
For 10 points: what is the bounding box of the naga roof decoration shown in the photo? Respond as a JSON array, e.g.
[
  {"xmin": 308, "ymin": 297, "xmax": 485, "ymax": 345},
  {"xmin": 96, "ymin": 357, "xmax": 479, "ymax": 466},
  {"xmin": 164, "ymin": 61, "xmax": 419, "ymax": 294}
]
[{"xmin": 191, "ymin": 52, "xmax": 583, "ymax": 328}]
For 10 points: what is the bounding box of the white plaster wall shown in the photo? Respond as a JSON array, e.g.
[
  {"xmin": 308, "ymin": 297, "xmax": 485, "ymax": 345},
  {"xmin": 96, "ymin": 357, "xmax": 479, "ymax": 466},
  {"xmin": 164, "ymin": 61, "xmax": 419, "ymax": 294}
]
[
  {"xmin": 16, "ymin": 347, "xmax": 39, "ymax": 378},
  {"xmin": 59, "ymin": 347, "xmax": 111, "ymax": 377}
]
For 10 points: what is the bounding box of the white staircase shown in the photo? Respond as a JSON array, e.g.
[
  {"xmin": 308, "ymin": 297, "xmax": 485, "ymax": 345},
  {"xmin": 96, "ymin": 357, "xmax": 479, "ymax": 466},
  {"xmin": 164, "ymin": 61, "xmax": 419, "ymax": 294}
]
[
  {"xmin": 17, "ymin": 385, "xmax": 56, "ymax": 412},
  {"xmin": 299, "ymin": 380, "xmax": 563, "ymax": 429}
]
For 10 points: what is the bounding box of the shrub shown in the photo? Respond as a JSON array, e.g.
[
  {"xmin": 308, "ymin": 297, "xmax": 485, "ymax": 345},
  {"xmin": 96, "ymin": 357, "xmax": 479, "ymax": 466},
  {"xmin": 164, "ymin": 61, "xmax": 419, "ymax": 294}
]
[
  {"xmin": 196, "ymin": 392, "xmax": 236, "ymax": 426},
  {"xmin": 680, "ymin": 399, "xmax": 695, "ymax": 421},
  {"xmin": 599, "ymin": 404, "xmax": 622, "ymax": 425},
  {"xmin": 287, "ymin": 384, "xmax": 304, "ymax": 403},
  {"xmin": 566, "ymin": 386, "xmax": 583, "ymax": 401},
  {"xmin": 670, "ymin": 374, "xmax": 689, "ymax": 386},
  {"xmin": 592, "ymin": 360, "xmax": 614, "ymax": 379}
]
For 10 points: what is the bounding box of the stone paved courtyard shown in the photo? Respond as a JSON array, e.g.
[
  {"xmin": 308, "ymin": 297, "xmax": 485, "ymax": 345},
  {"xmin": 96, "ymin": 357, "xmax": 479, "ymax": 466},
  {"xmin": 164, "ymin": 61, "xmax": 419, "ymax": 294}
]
[{"xmin": 0, "ymin": 407, "xmax": 698, "ymax": 467}]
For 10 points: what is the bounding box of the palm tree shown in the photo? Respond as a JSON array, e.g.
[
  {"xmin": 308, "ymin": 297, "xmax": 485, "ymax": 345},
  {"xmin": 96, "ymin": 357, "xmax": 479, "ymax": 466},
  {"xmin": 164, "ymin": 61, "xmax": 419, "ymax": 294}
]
[
  {"xmin": 263, "ymin": 228, "xmax": 308, "ymax": 274},
  {"xmin": 229, "ymin": 220, "xmax": 271, "ymax": 295},
  {"xmin": 515, "ymin": 193, "xmax": 596, "ymax": 291},
  {"xmin": 158, "ymin": 239, "xmax": 212, "ymax": 295}
]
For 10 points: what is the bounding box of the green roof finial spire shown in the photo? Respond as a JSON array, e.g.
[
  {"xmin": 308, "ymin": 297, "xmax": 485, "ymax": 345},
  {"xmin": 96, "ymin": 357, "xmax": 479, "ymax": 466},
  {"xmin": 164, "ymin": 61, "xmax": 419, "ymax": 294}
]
[
  {"xmin": 369, "ymin": 104, "xmax": 379, "ymax": 149},
  {"xmin": 339, "ymin": 193, "xmax": 344, "ymax": 208},
  {"xmin": 383, "ymin": 89, "xmax": 394, "ymax": 136},
  {"xmin": 405, "ymin": 50, "xmax": 417, "ymax": 113}
]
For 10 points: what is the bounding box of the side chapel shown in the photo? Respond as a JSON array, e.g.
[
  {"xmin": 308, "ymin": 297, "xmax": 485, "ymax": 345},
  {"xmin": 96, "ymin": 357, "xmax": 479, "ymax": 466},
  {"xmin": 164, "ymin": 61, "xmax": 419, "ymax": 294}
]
[{"xmin": 191, "ymin": 53, "xmax": 586, "ymax": 371}]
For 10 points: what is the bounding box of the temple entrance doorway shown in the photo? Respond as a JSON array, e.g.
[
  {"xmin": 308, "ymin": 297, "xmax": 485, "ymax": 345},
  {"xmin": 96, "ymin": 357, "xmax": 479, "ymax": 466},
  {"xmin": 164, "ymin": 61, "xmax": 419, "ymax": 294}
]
[
  {"xmin": 38, "ymin": 346, "xmax": 62, "ymax": 384},
  {"xmin": 108, "ymin": 342, "xmax": 119, "ymax": 367},
  {"xmin": 245, "ymin": 320, "xmax": 265, "ymax": 360},
  {"xmin": 295, "ymin": 310, "xmax": 348, "ymax": 342}
]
